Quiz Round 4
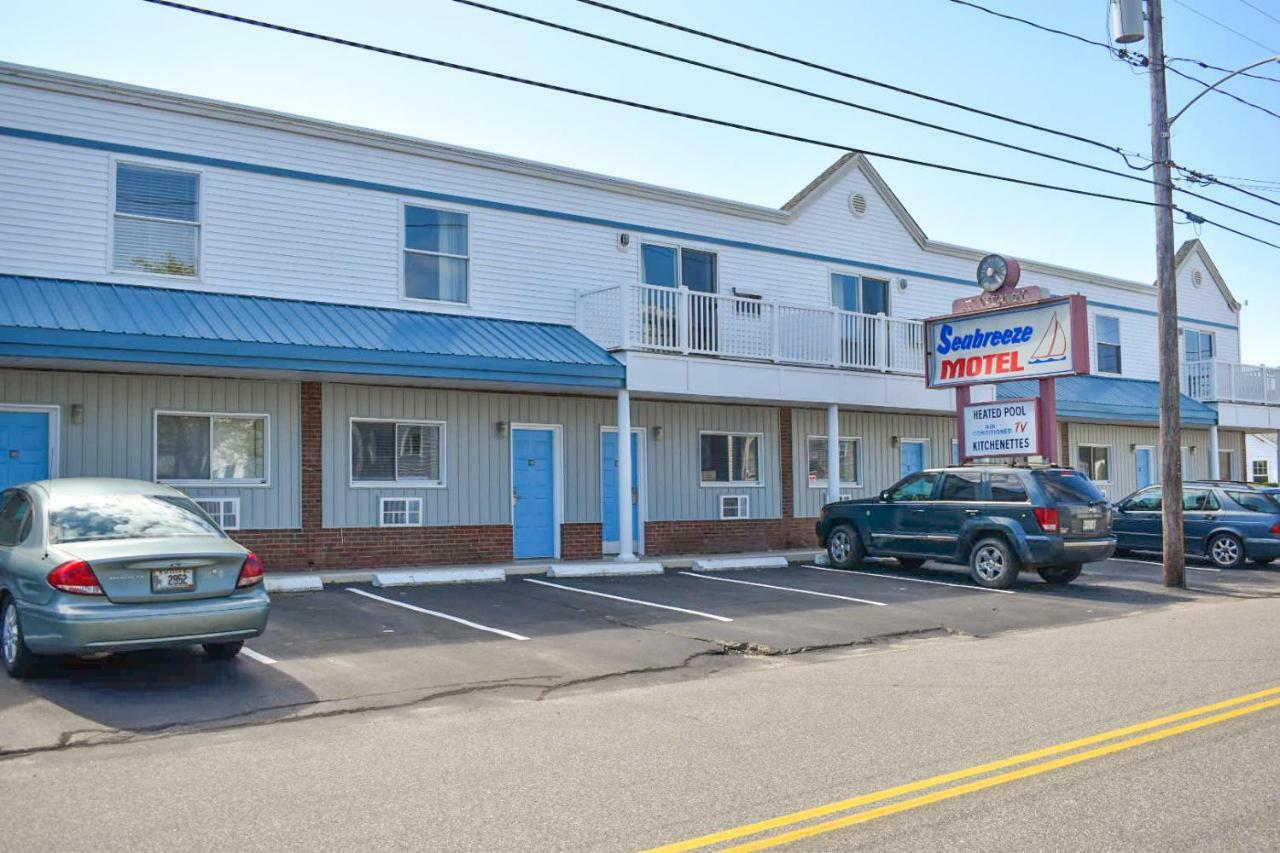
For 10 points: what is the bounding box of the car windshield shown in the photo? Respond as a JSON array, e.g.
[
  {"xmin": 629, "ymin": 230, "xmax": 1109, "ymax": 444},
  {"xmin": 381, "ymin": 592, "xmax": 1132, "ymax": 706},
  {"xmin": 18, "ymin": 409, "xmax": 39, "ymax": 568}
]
[
  {"xmin": 49, "ymin": 493, "xmax": 223, "ymax": 544},
  {"xmin": 1032, "ymin": 470, "xmax": 1107, "ymax": 504}
]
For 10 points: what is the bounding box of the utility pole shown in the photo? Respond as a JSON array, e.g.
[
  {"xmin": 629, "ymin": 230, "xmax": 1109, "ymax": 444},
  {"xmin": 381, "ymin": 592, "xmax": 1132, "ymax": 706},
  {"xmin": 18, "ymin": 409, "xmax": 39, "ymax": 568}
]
[
  {"xmin": 1146, "ymin": 0, "xmax": 1185, "ymax": 588},
  {"xmin": 1113, "ymin": 0, "xmax": 1183, "ymax": 587}
]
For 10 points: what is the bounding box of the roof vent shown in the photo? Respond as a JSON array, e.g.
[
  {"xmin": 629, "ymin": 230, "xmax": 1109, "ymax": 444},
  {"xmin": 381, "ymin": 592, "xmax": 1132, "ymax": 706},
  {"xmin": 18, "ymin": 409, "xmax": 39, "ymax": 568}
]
[
  {"xmin": 1192, "ymin": 269, "xmax": 1203, "ymax": 287},
  {"xmin": 848, "ymin": 193, "xmax": 868, "ymax": 218}
]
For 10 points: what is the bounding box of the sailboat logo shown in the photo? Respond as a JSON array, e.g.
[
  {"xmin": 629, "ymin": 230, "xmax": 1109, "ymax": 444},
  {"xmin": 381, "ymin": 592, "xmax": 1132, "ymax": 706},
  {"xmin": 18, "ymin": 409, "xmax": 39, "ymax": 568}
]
[{"xmin": 1028, "ymin": 312, "xmax": 1068, "ymax": 364}]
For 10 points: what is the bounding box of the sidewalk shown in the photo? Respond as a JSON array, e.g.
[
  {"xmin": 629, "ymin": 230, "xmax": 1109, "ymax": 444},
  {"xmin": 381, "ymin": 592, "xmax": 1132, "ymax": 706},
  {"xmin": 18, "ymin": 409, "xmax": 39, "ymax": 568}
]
[{"xmin": 263, "ymin": 547, "xmax": 825, "ymax": 592}]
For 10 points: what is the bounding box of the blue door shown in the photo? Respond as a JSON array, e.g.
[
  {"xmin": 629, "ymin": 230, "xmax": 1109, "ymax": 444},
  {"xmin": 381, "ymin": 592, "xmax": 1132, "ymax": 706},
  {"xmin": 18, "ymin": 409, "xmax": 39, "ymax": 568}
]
[
  {"xmin": 602, "ymin": 430, "xmax": 641, "ymax": 552},
  {"xmin": 1136, "ymin": 447, "xmax": 1154, "ymax": 489},
  {"xmin": 513, "ymin": 428, "xmax": 556, "ymax": 559},
  {"xmin": 0, "ymin": 411, "xmax": 50, "ymax": 490},
  {"xmin": 900, "ymin": 441, "xmax": 926, "ymax": 478}
]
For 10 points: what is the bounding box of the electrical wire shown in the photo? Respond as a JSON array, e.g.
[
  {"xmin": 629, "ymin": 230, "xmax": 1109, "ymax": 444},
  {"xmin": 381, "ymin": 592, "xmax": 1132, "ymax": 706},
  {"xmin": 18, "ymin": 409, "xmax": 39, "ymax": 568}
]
[
  {"xmin": 1169, "ymin": 0, "xmax": 1280, "ymax": 56},
  {"xmin": 135, "ymin": 0, "xmax": 1280, "ymax": 251},
  {"xmin": 455, "ymin": 0, "xmax": 1280, "ymax": 229},
  {"xmin": 1235, "ymin": 0, "xmax": 1280, "ymax": 28}
]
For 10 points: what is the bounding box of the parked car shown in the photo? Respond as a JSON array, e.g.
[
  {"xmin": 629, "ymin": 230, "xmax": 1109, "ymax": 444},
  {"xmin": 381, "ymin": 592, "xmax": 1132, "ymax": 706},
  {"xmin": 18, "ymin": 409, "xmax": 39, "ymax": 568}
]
[
  {"xmin": 0, "ymin": 478, "xmax": 270, "ymax": 678},
  {"xmin": 816, "ymin": 465, "xmax": 1115, "ymax": 589},
  {"xmin": 1111, "ymin": 481, "xmax": 1280, "ymax": 569}
]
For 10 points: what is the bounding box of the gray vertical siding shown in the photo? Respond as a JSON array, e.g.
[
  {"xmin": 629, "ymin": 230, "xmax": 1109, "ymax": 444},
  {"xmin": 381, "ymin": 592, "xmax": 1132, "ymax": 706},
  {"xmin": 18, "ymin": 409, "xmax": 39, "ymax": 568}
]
[
  {"xmin": 791, "ymin": 409, "xmax": 957, "ymax": 518},
  {"xmin": 0, "ymin": 369, "xmax": 300, "ymax": 528},
  {"xmin": 323, "ymin": 384, "xmax": 781, "ymax": 527},
  {"xmin": 1066, "ymin": 422, "xmax": 1211, "ymax": 501}
]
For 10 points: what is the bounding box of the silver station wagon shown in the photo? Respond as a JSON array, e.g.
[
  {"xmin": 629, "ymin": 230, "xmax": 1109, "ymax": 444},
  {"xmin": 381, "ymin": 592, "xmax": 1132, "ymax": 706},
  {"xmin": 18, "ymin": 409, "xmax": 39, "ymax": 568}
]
[{"xmin": 0, "ymin": 478, "xmax": 270, "ymax": 678}]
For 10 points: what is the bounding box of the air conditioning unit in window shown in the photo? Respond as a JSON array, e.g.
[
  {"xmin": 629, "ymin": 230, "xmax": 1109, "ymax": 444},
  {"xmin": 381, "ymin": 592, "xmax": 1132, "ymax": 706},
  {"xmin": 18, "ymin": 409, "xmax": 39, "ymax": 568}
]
[{"xmin": 720, "ymin": 495, "xmax": 749, "ymax": 520}]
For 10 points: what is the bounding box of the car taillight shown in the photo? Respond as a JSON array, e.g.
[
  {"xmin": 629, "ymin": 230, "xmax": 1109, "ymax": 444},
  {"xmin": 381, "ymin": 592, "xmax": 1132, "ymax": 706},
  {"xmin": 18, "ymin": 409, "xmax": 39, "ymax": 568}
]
[
  {"xmin": 47, "ymin": 559, "xmax": 104, "ymax": 595},
  {"xmin": 1271, "ymin": 522, "xmax": 1280, "ymax": 535},
  {"xmin": 1034, "ymin": 507, "xmax": 1061, "ymax": 533},
  {"xmin": 236, "ymin": 552, "xmax": 265, "ymax": 588}
]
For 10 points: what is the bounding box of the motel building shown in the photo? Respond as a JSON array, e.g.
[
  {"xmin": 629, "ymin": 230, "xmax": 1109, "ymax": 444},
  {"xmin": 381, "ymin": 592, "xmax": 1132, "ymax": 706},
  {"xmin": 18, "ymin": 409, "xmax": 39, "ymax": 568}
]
[{"xmin": 1, "ymin": 62, "xmax": 1278, "ymax": 572}]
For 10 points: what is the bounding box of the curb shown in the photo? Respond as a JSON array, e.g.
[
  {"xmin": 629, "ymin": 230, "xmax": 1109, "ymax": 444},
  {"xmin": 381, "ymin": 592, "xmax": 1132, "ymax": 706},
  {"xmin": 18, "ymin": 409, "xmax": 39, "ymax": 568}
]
[
  {"xmin": 547, "ymin": 561, "xmax": 665, "ymax": 579},
  {"xmin": 690, "ymin": 556, "xmax": 790, "ymax": 572},
  {"xmin": 372, "ymin": 567, "xmax": 506, "ymax": 588}
]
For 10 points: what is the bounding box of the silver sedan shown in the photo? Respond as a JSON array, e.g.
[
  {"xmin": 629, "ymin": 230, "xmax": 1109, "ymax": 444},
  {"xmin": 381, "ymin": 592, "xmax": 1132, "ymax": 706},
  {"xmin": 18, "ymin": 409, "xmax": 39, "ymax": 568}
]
[{"xmin": 0, "ymin": 478, "xmax": 270, "ymax": 678}]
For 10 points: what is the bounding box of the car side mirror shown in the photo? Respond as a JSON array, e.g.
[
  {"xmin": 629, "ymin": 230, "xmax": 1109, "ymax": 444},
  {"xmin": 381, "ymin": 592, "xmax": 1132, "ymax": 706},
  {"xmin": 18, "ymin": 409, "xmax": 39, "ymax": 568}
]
[
  {"xmin": 1112, "ymin": 503, "xmax": 1126, "ymax": 514},
  {"xmin": 879, "ymin": 490, "xmax": 892, "ymax": 502}
]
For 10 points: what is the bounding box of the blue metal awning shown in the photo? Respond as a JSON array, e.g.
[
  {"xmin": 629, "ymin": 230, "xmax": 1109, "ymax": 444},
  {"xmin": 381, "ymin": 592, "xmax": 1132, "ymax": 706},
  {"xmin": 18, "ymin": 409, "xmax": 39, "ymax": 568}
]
[
  {"xmin": 997, "ymin": 374, "xmax": 1217, "ymax": 425},
  {"xmin": 0, "ymin": 276, "xmax": 624, "ymax": 389}
]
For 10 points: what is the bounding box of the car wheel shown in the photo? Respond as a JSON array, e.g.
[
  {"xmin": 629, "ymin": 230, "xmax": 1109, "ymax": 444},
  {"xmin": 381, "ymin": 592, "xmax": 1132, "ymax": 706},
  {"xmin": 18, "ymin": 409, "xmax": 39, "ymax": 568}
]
[
  {"xmin": 968, "ymin": 537, "xmax": 1020, "ymax": 589},
  {"xmin": 1207, "ymin": 533, "xmax": 1245, "ymax": 570},
  {"xmin": 826, "ymin": 523, "xmax": 864, "ymax": 570},
  {"xmin": 203, "ymin": 641, "xmax": 244, "ymax": 661},
  {"xmin": 897, "ymin": 558, "xmax": 927, "ymax": 571},
  {"xmin": 1, "ymin": 596, "xmax": 37, "ymax": 679},
  {"xmin": 1037, "ymin": 564, "xmax": 1083, "ymax": 585}
]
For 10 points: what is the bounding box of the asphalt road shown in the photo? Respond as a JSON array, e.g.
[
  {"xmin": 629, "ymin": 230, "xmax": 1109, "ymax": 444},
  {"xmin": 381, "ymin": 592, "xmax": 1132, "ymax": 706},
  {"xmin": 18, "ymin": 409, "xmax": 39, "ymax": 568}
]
[{"xmin": 1, "ymin": 559, "xmax": 1279, "ymax": 850}]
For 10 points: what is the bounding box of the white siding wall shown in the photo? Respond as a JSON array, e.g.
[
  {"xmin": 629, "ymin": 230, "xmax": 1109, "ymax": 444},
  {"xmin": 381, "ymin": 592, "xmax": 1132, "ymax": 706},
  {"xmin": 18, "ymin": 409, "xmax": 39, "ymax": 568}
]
[
  {"xmin": 1065, "ymin": 422, "xmax": 1216, "ymax": 501},
  {"xmin": 0, "ymin": 76, "xmax": 1246, "ymax": 391},
  {"xmin": 0, "ymin": 368, "xmax": 300, "ymax": 528}
]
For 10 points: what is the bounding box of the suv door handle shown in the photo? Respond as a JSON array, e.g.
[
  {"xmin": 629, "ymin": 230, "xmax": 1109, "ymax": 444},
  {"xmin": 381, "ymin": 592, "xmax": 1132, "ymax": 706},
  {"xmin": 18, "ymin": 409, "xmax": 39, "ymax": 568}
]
[{"xmin": 964, "ymin": 509, "xmax": 980, "ymax": 516}]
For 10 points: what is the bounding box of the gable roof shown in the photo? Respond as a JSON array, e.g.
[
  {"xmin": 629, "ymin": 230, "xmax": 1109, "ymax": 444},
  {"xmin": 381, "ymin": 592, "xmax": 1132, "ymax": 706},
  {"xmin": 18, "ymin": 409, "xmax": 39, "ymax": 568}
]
[{"xmin": 1175, "ymin": 238, "xmax": 1241, "ymax": 311}]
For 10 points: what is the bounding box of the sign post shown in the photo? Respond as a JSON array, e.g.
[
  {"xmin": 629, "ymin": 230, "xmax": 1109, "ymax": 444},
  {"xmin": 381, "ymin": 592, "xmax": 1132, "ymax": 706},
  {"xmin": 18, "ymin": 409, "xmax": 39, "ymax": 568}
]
[{"xmin": 927, "ymin": 255, "xmax": 1088, "ymax": 465}]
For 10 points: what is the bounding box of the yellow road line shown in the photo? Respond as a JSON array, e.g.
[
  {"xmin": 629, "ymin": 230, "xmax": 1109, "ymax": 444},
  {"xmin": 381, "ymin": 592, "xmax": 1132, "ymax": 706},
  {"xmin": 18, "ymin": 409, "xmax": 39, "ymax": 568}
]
[
  {"xmin": 723, "ymin": 696, "xmax": 1280, "ymax": 852},
  {"xmin": 647, "ymin": 685, "xmax": 1280, "ymax": 853}
]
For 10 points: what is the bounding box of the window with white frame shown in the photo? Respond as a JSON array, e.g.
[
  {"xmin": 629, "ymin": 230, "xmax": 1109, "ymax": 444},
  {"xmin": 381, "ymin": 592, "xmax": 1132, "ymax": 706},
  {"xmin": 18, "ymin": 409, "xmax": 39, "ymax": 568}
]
[
  {"xmin": 830, "ymin": 273, "xmax": 889, "ymax": 315},
  {"xmin": 806, "ymin": 436, "xmax": 861, "ymax": 487},
  {"xmin": 1253, "ymin": 460, "xmax": 1270, "ymax": 483},
  {"xmin": 1076, "ymin": 445, "xmax": 1110, "ymax": 483},
  {"xmin": 112, "ymin": 162, "xmax": 200, "ymax": 276},
  {"xmin": 403, "ymin": 205, "xmax": 469, "ymax": 303},
  {"xmin": 194, "ymin": 497, "xmax": 240, "ymax": 530},
  {"xmin": 380, "ymin": 497, "xmax": 423, "ymax": 527},
  {"xmin": 156, "ymin": 413, "xmax": 267, "ymax": 484},
  {"xmin": 641, "ymin": 244, "xmax": 717, "ymax": 292},
  {"xmin": 700, "ymin": 432, "xmax": 760, "ymax": 485},
  {"xmin": 351, "ymin": 420, "xmax": 444, "ymax": 485},
  {"xmin": 1183, "ymin": 329, "xmax": 1215, "ymax": 362},
  {"xmin": 1095, "ymin": 315, "xmax": 1122, "ymax": 374},
  {"xmin": 720, "ymin": 495, "xmax": 749, "ymax": 519}
]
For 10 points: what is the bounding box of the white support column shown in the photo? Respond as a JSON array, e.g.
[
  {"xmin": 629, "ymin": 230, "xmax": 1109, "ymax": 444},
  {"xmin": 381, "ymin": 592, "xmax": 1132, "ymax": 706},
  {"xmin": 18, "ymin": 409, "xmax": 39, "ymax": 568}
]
[
  {"xmin": 826, "ymin": 403, "xmax": 841, "ymax": 507},
  {"xmin": 1274, "ymin": 431, "xmax": 1279, "ymax": 484},
  {"xmin": 1209, "ymin": 425, "xmax": 1221, "ymax": 480},
  {"xmin": 616, "ymin": 388, "xmax": 636, "ymax": 562}
]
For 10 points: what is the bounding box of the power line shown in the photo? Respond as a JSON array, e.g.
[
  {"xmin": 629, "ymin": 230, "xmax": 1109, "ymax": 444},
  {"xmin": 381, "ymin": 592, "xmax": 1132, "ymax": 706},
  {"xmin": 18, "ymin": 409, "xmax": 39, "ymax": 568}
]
[
  {"xmin": 570, "ymin": 0, "xmax": 1280, "ymax": 216},
  {"xmin": 571, "ymin": 0, "xmax": 1146, "ymax": 162},
  {"xmin": 1235, "ymin": 0, "xmax": 1280, "ymax": 28},
  {"xmin": 1169, "ymin": 0, "xmax": 1280, "ymax": 55},
  {"xmin": 455, "ymin": 0, "xmax": 1280, "ymax": 230},
  {"xmin": 136, "ymin": 0, "xmax": 1280, "ymax": 252},
  {"xmin": 949, "ymin": 0, "xmax": 1280, "ymax": 113}
]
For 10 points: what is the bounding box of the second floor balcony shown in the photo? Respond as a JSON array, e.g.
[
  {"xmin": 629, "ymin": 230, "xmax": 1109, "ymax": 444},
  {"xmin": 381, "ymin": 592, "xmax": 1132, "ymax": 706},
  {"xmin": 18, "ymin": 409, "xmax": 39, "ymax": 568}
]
[
  {"xmin": 576, "ymin": 283, "xmax": 926, "ymax": 375},
  {"xmin": 1182, "ymin": 360, "xmax": 1280, "ymax": 405}
]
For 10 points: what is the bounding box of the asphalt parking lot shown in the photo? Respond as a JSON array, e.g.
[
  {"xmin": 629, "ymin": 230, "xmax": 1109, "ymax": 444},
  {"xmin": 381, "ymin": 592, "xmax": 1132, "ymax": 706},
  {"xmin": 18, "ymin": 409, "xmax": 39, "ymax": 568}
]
[{"xmin": 3, "ymin": 555, "xmax": 1279, "ymax": 756}]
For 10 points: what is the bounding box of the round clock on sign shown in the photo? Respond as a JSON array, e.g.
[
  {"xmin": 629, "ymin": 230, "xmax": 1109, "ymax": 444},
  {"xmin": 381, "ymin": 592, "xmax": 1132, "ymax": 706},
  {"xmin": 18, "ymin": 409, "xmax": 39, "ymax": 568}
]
[{"xmin": 977, "ymin": 254, "xmax": 1020, "ymax": 293}]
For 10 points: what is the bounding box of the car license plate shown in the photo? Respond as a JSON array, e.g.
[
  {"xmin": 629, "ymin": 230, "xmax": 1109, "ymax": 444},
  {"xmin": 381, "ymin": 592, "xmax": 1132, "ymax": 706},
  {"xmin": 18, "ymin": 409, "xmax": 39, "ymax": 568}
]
[
  {"xmin": 1083, "ymin": 518, "xmax": 1097, "ymax": 532},
  {"xmin": 152, "ymin": 567, "xmax": 195, "ymax": 593}
]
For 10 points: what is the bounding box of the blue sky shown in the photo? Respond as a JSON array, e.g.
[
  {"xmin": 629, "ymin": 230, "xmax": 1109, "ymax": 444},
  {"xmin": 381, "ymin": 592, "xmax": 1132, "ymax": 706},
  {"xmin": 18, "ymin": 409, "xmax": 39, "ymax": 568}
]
[{"xmin": 4, "ymin": 0, "xmax": 1279, "ymax": 361}]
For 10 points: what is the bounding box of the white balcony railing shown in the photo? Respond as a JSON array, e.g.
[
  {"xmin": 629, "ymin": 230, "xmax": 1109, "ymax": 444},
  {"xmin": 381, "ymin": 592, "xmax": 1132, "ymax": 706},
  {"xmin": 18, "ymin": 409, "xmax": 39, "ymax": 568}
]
[
  {"xmin": 576, "ymin": 283, "xmax": 925, "ymax": 374},
  {"xmin": 1181, "ymin": 360, "xmax": 1280, "ymax": 405}
]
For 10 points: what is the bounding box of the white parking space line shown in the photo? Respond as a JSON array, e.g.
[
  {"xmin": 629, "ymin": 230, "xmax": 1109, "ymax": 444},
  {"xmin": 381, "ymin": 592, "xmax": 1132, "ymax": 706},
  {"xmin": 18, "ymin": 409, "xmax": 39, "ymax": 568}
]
[
  {"xmin": 240, "ymin": 647, "xmax": 277, "ymax": 665},
  {"xmin": 1108, "ymin": 557, "xmax": 1221, "ymax": 573},
  {"xmin": 803, "ymin": 564, "xmax": 1016, "ymax": 595},
  {"xmin": 677, "ymin": 571, "xmax": 887, "ymax": 606},
  {"xmin": 345, "ymin": 588, "xmax": 530, "ymax": 641},
  {"xmin": 523, "ymin": 578, "xmax": 734, "ymax": 622}
]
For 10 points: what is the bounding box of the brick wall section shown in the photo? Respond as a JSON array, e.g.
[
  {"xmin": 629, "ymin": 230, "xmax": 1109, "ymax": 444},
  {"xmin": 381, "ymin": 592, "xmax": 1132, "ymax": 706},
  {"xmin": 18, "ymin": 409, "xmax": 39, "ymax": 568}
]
[
  {"xmin": 1059, "ymin": 421, "xmax": 1070, "ymax": 467},
  {"xmin": 645, "ymin": 518, "xmax": 817, "ymax": 555},
  {"xmin": 235, "ymin": 525, "xmax": 512, "ymax": 570},
  {"xmin": 779, "ymin": 407, "xmax": 794, "ymax": 519},
  {"xmin": 561, "ymin": 522, "xmax": 604, "ymax": 561},
  {"xmin": 300, "ymin": 381, "xmax": 323, "ymax": 529}
]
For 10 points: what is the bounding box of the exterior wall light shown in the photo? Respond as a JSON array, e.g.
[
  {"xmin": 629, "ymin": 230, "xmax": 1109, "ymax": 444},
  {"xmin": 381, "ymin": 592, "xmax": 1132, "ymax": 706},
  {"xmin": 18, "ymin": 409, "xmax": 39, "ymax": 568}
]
[
  {"xmin": 70, "ymin": 404, "xmax": 84, "ymax": 425},
  {"xmin": 494, "ymin": 421, "xmax": 508, "ymax": 438},
  {"xmin": 651, "ymin": 425, "xmax": 664, "ymax": 441},
  {"xmin": 891, "ymin": 436, "xmax": 900, "ymax": 447}
]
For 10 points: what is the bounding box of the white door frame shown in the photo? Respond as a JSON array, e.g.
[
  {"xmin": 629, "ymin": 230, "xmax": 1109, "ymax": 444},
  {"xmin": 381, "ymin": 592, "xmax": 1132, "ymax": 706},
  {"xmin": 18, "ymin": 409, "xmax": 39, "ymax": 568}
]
[
  {"xmin": 510, "ymin": 423, "xmax": 564, "ymax": 560},
  {"xmin": 601, "ymin": 425, "xmax": 647, "ymax": 555},
  {"xmin": 0, "ymin": 404, "xmax": 61, "ymax": 479}
]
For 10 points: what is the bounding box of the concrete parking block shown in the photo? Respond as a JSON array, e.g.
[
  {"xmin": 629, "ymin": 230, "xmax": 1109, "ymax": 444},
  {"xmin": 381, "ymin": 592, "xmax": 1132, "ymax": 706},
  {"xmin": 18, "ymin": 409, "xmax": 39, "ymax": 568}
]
[
  {"xmin": 372, "ymin": 567, "xmax": 506, "ymax": 587},
  {"xmin": 547, "ymin": 561, "xmax": 664, "ymax": 578},
  {"xmin": 690, "ymin": 556, "xmax": 790, "ymax": 572},
  {"xmin": 264, "ymin": 575, "xmax": 325, "ymax": 593}
]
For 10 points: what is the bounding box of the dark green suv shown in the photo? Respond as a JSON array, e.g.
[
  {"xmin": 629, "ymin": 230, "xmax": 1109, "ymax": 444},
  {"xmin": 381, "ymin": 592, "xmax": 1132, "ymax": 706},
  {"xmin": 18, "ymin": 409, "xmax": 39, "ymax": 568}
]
[{"xmin": 816, "ymin": 465, "xmax": 1116, "ymax": 589}]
